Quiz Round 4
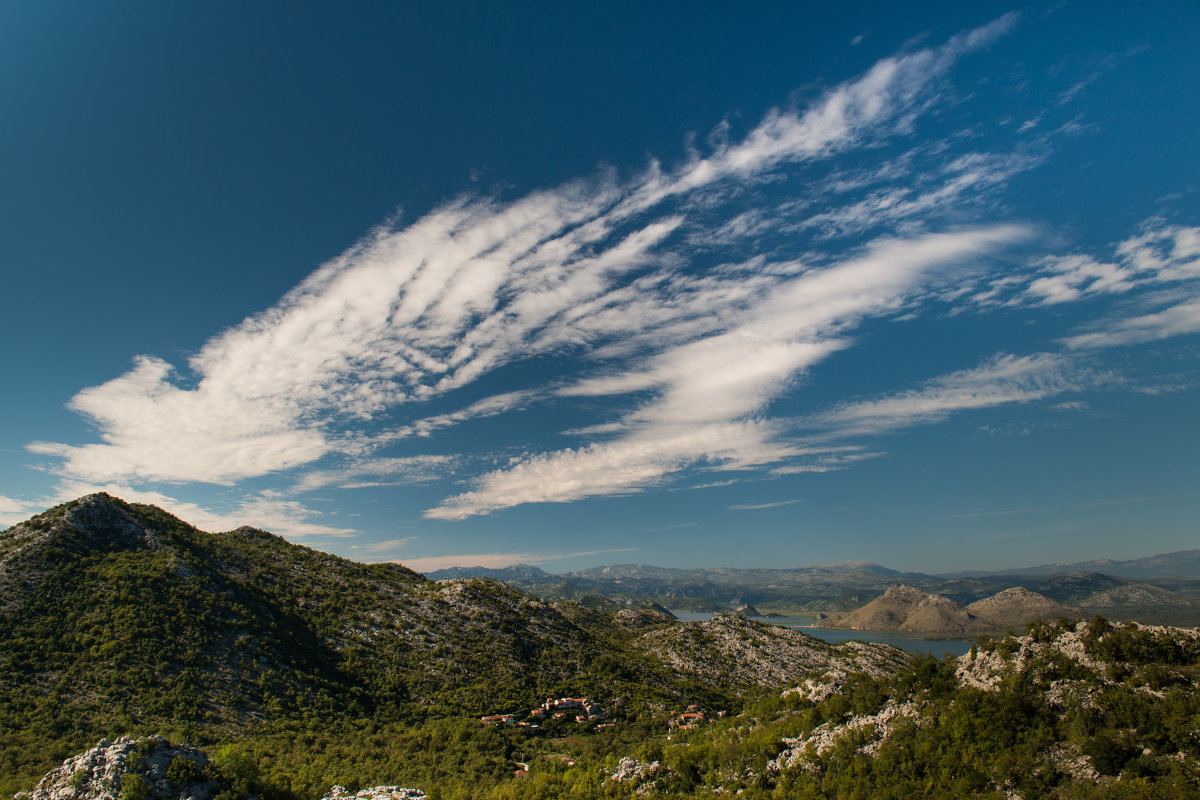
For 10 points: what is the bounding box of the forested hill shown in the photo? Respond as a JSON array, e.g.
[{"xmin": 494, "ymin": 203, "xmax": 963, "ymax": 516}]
[
  {"xmin": 0, "ymin": 495, "xmax": 673, "ymax": 786},
  {"xmin": 0, "ymin": 494, "xmax": 909, "ymax": 796}
]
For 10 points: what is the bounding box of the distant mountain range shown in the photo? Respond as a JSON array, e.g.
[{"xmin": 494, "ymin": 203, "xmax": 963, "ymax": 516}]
[
  {"xmin": 427, "ymin": 554, "xmax": 1200, "ymax": 626},
  {"xmin": 945, "ymin": 550, "xmax": 1200, "ymax": 580}
]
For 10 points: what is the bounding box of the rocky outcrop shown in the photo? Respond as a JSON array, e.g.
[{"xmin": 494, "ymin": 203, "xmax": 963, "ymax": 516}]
[
  {"xmin": 766, "ymin": 699, "xmax": 924, "ymax": 774},
  {"xmin": 613, "ymin": 606, "xmax": 677, "ymax": 629},
  {"xmin": 608, "ymin": 757, "xmax": 662, "ymax": 783},
  {"xmin": 20, "ymin": 736, "xmax": 217, "ymax": 800}
]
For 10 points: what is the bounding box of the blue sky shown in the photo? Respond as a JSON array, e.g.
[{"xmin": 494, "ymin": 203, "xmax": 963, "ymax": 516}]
[{"xmin": 2, "ymin": 1, "xmax": 1197, "ymax": 573}]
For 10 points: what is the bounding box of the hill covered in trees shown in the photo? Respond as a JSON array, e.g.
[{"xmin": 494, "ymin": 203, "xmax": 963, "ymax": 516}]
[{"xmin": 0, "ymin": 495, "xmax": 903, "ymax": 797}]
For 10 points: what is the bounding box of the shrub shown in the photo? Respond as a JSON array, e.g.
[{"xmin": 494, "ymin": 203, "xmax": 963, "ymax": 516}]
[
  {"xmin": 119, "ymin": 775, "xmax": 150, "ymax": 800},
  {"xmin": 166, "ymin": 756, "xmax": 203, "ymax": 788}
]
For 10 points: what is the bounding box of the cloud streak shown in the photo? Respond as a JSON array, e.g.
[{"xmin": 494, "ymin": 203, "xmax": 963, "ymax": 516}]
[{"xmin": 807, "ymin": 352, "xmax": 1100, "ymax": 438}]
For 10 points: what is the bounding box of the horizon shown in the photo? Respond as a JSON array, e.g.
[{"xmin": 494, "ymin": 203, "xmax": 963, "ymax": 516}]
[
  {"xmin": 11, "ymin": 491, "xmax": 1199, "ymax": 579},
  {"xmin": 2, "ymin": 2, "xmax": 1197, "ymax": 575}
]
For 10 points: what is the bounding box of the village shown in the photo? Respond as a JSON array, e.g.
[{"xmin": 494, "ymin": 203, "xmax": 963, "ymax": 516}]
[{"xmin": 480, "ymin": 696, "xmax": 610, "ymax": 732}]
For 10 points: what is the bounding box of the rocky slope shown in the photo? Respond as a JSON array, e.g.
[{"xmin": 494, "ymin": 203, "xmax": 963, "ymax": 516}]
[{"xmin": 634, "ymin": 614, "xmax": 909, "ymax": 689}]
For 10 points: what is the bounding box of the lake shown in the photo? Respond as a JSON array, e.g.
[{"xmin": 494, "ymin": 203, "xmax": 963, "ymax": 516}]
[{"xmin": 669, "ymin": 612, "xmax": 976, "ymax": 658}]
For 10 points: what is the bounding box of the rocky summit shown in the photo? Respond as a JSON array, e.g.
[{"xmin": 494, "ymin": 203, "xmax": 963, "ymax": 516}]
[{"xmin": 19, "ymin": 737, "xmax": 216, "ymax": 800}]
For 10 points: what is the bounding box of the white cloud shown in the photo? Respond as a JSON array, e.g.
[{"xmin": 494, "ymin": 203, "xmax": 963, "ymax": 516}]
[
  {"xmin": 293, "ymin": 455, "xmax": 455, "ymax": 492},
  {"xmin": 1021, "ymin": 225, "xmax": 1200, "ymax": 306},
  {"xmin": 809, "ymin": 352, "xmax": 1096, "ymax": 437},
  {"xmin": 30, "ymin": 16, "xmax": 1026, "ymax": 517},
  {"xmin": 1064, "ymin": 296, "xmax": 1200, "ymax": 349},
  {"xmin": 429, "ymin": 228, "xmax": 1030, "ymax": 518},
  {"xmin": 1026, "ymin": 254, "xmax": 1135, "ymax": 304}
]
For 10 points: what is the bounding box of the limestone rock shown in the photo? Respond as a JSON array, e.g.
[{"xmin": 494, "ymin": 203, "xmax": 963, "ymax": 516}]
[{"xmin": 22, "ymin": 736, "xmax": 217, "ymax": 800}]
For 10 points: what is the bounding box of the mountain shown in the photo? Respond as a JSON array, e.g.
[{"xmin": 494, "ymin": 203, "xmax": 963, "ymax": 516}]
[
  {"xmin": 430, "ymin": 561, "xmax": 937, "ymax": 613},
  {"xmin": 827, "ymin": 585, "xmax": 1088, "ymax": 634},
  {"xmin": 965, "ymin": 587, "xmax": 1080, "ymax": 630},
  {"xmin": 430, "ymin": 557, "xmax": 1200, "ymax": 625},
  {"xmin": 948, "ymin": 549, "xmax": 1200, "ymax": 580},
  {"xmin": 1, "ymin": 494, "xmax": 916, "ymax": 797},
  {"xmin": 1, "ymin": 494, "xmax": 651, "ymax": 724},
  {"xmin": 830, "ymin": 584, "xmax": 928, "ymax": 629},
  {"xmin": 827, "ymin": 585, "xmax": 998, "ymax": 634},
  {"xmin": 0, "ymin": 494, "xmax": 701, "ymax": 791},
  {"xmin": 423, "ymin": 564, "xmax": 559, "ymax": 584}
]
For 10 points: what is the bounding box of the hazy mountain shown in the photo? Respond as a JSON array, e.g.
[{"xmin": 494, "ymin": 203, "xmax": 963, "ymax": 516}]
[
  {"xmin": 948, "ymin": 550, "xmax": 1200, "ymax": 580},
  {"xmin": 424, "ymin": 563, "xmax": 559, "ymax": 584},
  {"xmin": 431, "ymin": 557, "xmax": 1200, "ymax": 626}
]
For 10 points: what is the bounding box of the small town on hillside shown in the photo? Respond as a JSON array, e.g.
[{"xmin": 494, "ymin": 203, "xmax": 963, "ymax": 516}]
[{"xmin": 481, "ymin": 696, "xmax": 608, "ymax": 731}]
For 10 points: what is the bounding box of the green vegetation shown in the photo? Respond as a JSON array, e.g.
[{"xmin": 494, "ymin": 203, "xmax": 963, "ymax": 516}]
[
  {"xmin": 0, "ymin": 495, "xmax": 719, "ymax": 796},
  {"xmin": 4, "ymin": 497, "xmax": 1200, "ymax": 799}
]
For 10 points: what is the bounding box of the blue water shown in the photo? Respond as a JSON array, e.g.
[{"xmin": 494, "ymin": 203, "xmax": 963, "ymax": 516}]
[{"xmin": 670, "ymin": 612, "xmax": 975, "ymax": 658}]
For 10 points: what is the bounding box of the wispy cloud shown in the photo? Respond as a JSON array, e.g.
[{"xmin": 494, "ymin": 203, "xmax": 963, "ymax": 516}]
[
  {"xmin": 807, "ymin": 352, "xmax": 1100, "ymax": 437},
  {"xmin": 1064, "ymin": 297, "xmax": 1200, "ymax": 349},
  {"xmin": 348, "ymin": 537, "xmax": 417, "ymax": 556},
  {"xmin": 428, "ymin": 228, "xmax": 1033, "ymax": 519},
  {"xmin": 293, "ymin": 455, "xmax": 454, "ymax": 492},
  {"xmin": 729, "ymin": 499, "xmax": 804, "ymax": 510},
  {"xmin": 27, "ymin": 16, "xmax": 1028, "ymax": 520}
]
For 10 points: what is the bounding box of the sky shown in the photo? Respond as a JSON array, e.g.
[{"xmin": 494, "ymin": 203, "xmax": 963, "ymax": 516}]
[{"xmin": 1, "ymin": 1, "xmax": 1197, "ymax": 574}]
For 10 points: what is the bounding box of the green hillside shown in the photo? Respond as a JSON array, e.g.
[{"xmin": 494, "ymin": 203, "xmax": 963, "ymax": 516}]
[
  {"xmin": 1, "ymin": 495, "xmax": 906, "ymax": 797},
  {"xmin": 8, "ymin": 496, "xmax": 1200, "ymax": 800}
]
